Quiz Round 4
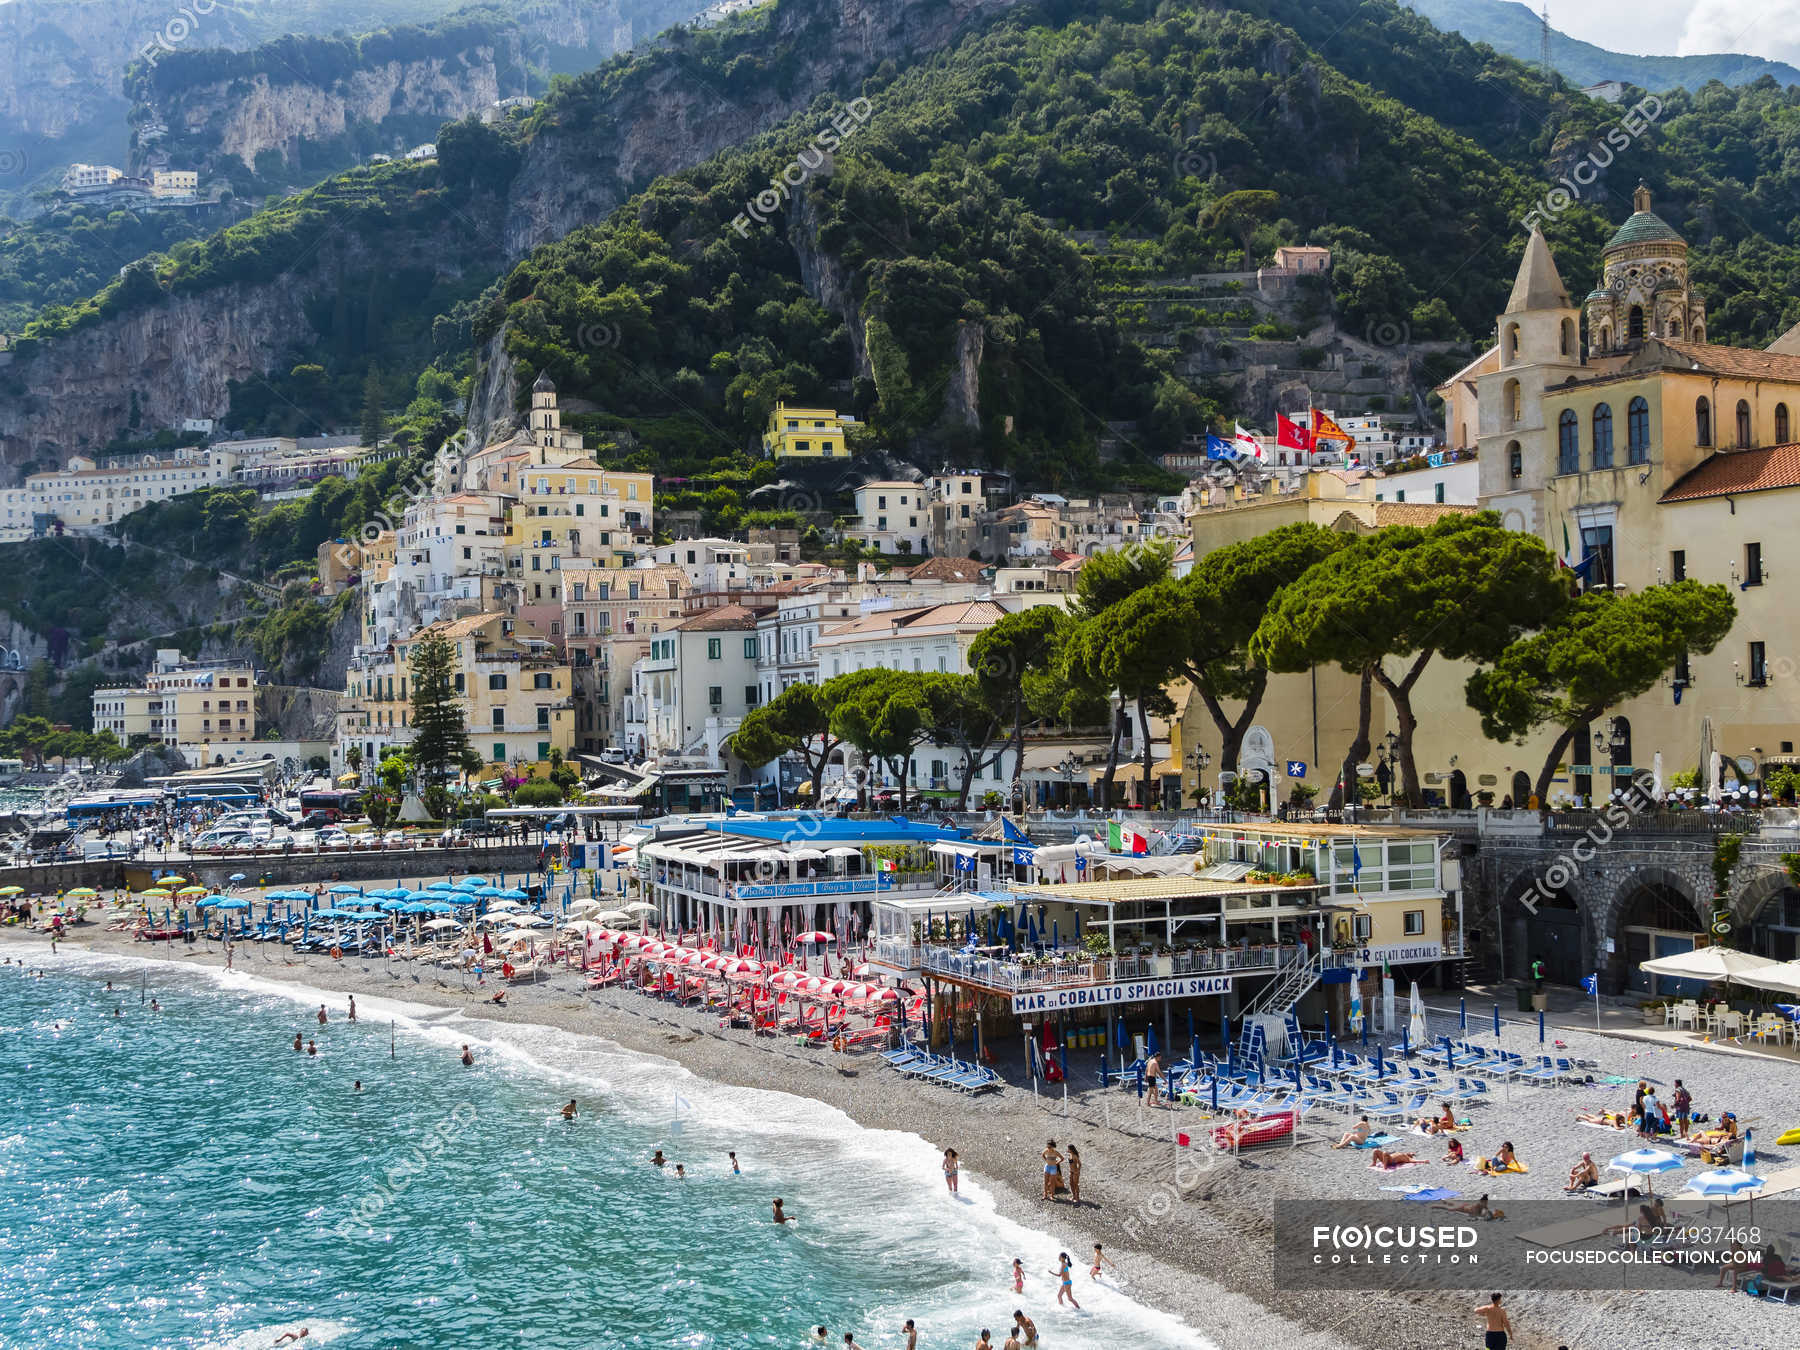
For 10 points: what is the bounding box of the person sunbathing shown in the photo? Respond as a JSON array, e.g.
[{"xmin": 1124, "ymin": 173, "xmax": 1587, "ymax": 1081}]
[
  {"xmin": 1369, "ymin": 1148, "xmax": 1420, "ymax": 1169},
  {"xmin": 1475, "ymin": 1141, "xmax": 1522, "ymax": 1175},
  {"xmin": 1430, "ymin": 1193, "xmax": 1493, "ymax": 1218},
  {"xmin": 1565, "ymin": 1153, "xmax": 1599, "ymax": 1192},
  {"xmin": 1691, "ymin": 1112, "xmax": 1739, "ymax": 1145},
  {"xmin": 1332, "ymin": 1116, "xmax": 1373, "ymax": 1149},
  {"xmin": 1605, "ymin": 1196, "xmax": 1668, "ymax": 1239},
  {"xmin": 1576, "ymin": 1109, "xmax": 1627, "ymax": 1128}
]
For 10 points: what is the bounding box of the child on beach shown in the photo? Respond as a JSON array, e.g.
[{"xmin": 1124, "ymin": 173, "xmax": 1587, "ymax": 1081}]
[
  {"xmin": 943, "ymin": 1148, "xmax": 959, "ymax": 1194},
  {"xmin": 1089, "ymin": 1244, "xmax": 1114, "ymax": 1279},
  {"xmin": 1012, "ymin": 1258, "xmax": 1024, "ymax": 1293},
  {"xmin": 1050, "ymin": 1253, "xmax": 1080, "ymax": 1308}
]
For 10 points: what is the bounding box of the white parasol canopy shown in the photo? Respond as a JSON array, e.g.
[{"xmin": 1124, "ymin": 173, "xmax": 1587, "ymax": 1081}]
[{"xmin": 1639, "ymin": 947, "xmax": 1775, "ymax": 983}]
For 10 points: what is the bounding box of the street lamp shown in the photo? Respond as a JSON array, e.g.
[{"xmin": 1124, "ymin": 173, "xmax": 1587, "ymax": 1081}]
[
  {"xmin": 1186, "ymin": 748, "xmax": 1211, "ymax": 806},
  {"xmin": 1056, "ymin": 754, "xmax": 1078, "ymax": 807},
  {"xmin": 1376, "ymin": 731, "xmax": 1400, "ymax": 805}
]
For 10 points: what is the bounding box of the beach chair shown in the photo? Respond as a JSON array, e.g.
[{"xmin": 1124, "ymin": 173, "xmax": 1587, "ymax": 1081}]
[
  {"xmin": 1401, "ymin": 1091, "xmax": 1430, "ymax": 1118},
  {"xmin": 1367, "ymin": 1091, "xmax": 1409, "ymax": 1123},
  {"xmin": 1513, "ymin": 1056, "xmax": 1561, "ymax": 1086}
]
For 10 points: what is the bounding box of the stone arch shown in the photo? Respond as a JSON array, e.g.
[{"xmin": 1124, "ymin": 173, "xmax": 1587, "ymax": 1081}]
[
  {"xmin": 1509, "ymin": 770, "xmax": 1531, "ymax": 806},
  {"xmin": 1605, "ymin": 867, "xmax": 1707, "ymax": 996},
  {"xmin": 1733, "ymin": 866, "xmax": 1800, "ymax": 959},
  {"xmin": 1496, "ymin": 866, "xmax": 1591, "ymax": 987}
]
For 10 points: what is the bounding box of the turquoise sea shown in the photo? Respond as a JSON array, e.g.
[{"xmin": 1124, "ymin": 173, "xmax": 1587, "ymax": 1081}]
[{"xmin": 0, "ymin": 948, "xmax": 1213, "ymax": 1350}]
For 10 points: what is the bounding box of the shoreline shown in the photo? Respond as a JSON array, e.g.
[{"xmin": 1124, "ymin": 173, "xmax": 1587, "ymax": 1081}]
[{"xmin": 10, "ymin": 915, "xmax": 1797, "ymax": 1350}]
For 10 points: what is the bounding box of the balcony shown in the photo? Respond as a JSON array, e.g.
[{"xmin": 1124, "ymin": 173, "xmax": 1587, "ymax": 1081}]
[{"xmin": 874, "ymin": 939, "xmax": 1303, "ymax": 991}]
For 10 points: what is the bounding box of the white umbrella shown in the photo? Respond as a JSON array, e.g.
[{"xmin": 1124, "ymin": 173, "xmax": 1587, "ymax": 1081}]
[
  {"xmin": 424, "ymin": 917, "xmax": 462, "ymax": 930},
  {"xmin": 1608, "ymin": 1147, "xmax": 1685, "ymax": 1197},
  {"xmin": 1407, "ymin": 980, "xmax": 1426, "ymax": 1048},
  {"xmin": 514, "ymin": 914, "xmax": 551, "ymax": 927},
  {"xmin": 1651, "ymin": 750, "xmax": 1664, "ymax": 802},
  {"xmin": 1730, "ymin": 960, "xmax": 1800, "ymax": 996},
  {"xmin": 596, "ymin": 909, "xmax": 631, "ymax": 924},
  {"xmin": 485, "ymin": 899, "xmax": 524, "ymax": 912},
  {"xmin": 1639, "ymin": 948, "xmax": 1775, "ymax": 983},
  {"xmin": 495, "ymin": 928, "xmax": 539, "ymax": 944},
  {"xmin": 622, "ymin": 901, "xmax": 657, "ymax": 916},
  {"xmin": 568, "ymin": 899, "xmax": 604, "ymax": 918},
  {"xmin": 561, "ymin": 919, "xmax": 604, "ymax": 935}
]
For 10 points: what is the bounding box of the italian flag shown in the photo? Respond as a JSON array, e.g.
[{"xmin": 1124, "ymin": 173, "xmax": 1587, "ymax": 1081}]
[{"xmin": 1108, "ymin": 822, "xmax": 1149, "ymax": 855}]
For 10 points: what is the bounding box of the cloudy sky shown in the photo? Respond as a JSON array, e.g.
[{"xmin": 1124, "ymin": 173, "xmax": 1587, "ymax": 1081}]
[{"xmin": 1549, "ymin": 0, "xmax": 1800, "ymax": 65}]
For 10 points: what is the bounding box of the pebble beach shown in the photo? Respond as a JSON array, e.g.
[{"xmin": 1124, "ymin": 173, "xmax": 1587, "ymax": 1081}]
[{"xmin": 9, "ymin": 906, "xmax": 1800, "ymax": 1350}]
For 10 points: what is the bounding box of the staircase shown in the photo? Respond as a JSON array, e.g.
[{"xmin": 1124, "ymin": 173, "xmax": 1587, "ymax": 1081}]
[{"xmin": 1246, "ymin": 948, "xmax": 1325, "ymax": 1017}]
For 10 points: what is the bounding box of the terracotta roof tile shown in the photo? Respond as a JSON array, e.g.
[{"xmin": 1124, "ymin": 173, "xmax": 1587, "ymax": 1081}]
[
  {"xmin": 1660, "ymin": 444, "xmax": 1800, "ymax": 503},
  {"xmin": 904, "ymin": 556, "xmax": 986, "ymax": 583},
  {"xmin": 671, "ymin": 604, "xmax": 763, "ymax": 632},
  {"xmin": 1635, "ymin": 339, "xmax": 1800, "ymax": 382},
  {"xmin": 1366, "ymin": 503, "xmax": 1479, "ymax": 525}
]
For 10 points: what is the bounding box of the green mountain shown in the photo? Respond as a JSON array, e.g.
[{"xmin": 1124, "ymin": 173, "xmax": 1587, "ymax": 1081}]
[
  {"xmin": 1405, "ymin": 0, "xmax": 1800, "ymax": 91},
  {"xmin": 8, "ymin": 0, "xmax": 1800, "ymax": 490}
]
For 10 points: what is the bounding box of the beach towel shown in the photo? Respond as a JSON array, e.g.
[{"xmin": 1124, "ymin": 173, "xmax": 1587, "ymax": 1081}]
[
  {"xmin": 1370, "ymin": 1157, "xmax": 1429, "ymax": 1170},
  {"xmin": 1354, "ymin": 1134, "xmax": 1400, "ymax": 1150},
  {"xmin": 1402, "ymin": 1187, "xmax": 1460, "ymax": 1203},
  {"xmin": 1472, "ymin": 1158, "xmax": 1530, "ymax": 1175}
]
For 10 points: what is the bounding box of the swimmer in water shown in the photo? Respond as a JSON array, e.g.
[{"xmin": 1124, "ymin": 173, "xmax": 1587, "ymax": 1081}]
[
  {"xmin": 150, "ymin": 999, "xmax": 160, "ymax": 1011},
  {"xmin": 810, "ymin": 1327, "xmax": 827, "ymax": 1345},
  {"xmin": 901, "ymin": 1319, "xmax": 916, "ymax": 1350},
  {"xmin": 318, "ymin": 1004, "xmax": 327, "ymax": 1025},
  {"xmin": 272, "ymin": 1330, "xmax": 309, "ymax": 1345},
  {"xmin": 772, "ymin": 1197, "xmax": 790, "ymax": 1223},
  {"xmin": 1012, "ymin": 1311, "xmax": 1037, "ymax": 1346},
  {"xmin": 114, "ymin": 1006, "xmax": 122, "ymax": 1018},
  {"xmin": 306, "ymin": 1039, "xmax": 318, "ymax": 1057},
  {"xmin": 353, "ymin": 1081, "xmax": 362, "ymax": 1092},
  {"xmin": 729, "ymin": 1151, "xmax": 740, "ymax": 1175},
  {"xmin": 561, "ymin": 1099, "xmax": 577, "ymax": 1120},
  {"xmin": 843, "ymin": 1335, "xmax": 864, "ymax": 1350},
  {"xmin": 651, "ymin": 1150, "xmax": 665, "ymax": 1167},
  {"xmin": 293, "ymin": 1032, "xmax": 303, "ymax": 1052},
  {"xmin": 1012, "ymin": 1257, "xmax": 1024, "ymax": 1292},
  {"xmin": 1050, "ymin": 1254, "xmax": 1079, "ymax": 1308},
  {"xmin": 461, "ymin": 1045, "xmax": 473, "ymax": 1066},
  {"xmin": 675, "ymin": 1164, "xmax": 686, "ymax": 1179}
]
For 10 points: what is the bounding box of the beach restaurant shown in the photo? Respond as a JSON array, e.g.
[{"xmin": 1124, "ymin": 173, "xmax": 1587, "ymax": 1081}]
[{"xmin": 637, "ymin": 815, "xmax": 976, "ymax": 948}]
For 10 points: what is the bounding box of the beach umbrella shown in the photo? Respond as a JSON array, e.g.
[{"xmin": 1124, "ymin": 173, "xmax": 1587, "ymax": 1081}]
[
  {"xmin": 1744, "ymin": 1129, "xmax": 1756, "ymax": 1168},
  {"xmin": 1145, "ymin": 1022, "xmax": 1158, "ymax": 1055},
  {"xmin": 1440, "ymin": 1035, "xmax": 1454, "ymax": 1071},
  {"xmin": 329, "ymin": 883, "xmax": 363, "ymax": 896},
  {"xmin": 177, "ymin": 885, "xmax": 207, "ymax": 897},
  {"xmin": 427, "ymin": 880, "xmax": 457, "ymax": 891},
  {"xmin": 1493, "ymin": 1003, "xmax": 1501, "ymax": 1038},
  {"xmin": 1607, "ymin": 1148, "xmax": 1684, "ymax": 1200},
  {"xmin": 0, "ymin": 885, "xmax": 22, "ymax": 896},
  {"xmin": 1408, "ymin": 982, "xmax": 1426, "ymax": 1049},
  {"xmin": 424, "ymin": 918, "xmax": 461, "ymax": 930},
  {"xmin": 215, "ymin": 898, "xmax": 250, "ymax": 911},
  {"xmin": 228, "ymin": 873, "xmax": 247, "ymax": 883},
  {"xmin": 795, "ymin": 930, "xmax": 834, "ymax": 944},
  {"xmin": 622, "ymin": 901, "xmax": 657, "ymax": 917},
  {"xmin": 459, "ymin": 876, "xmax": 490, "ymax": 889},
  {"xmin": 1349, "ymin": 974, "xmax": 1364, "ymax": 1039},
  {"xmin": 140, "ymin": 888, "xmax": 171, "ymax": 899},
  {"xmin": 1459, "ymin": 997, "xmax": 1467, "ymax": 1032},
  {"xmin": 1684, "ymin": 1168, "xmax": 1763, "ymax": 1199}
]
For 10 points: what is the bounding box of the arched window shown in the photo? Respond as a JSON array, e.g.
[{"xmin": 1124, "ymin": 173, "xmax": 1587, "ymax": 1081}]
[
  {"xmin": 1694, "ymin": 323, "xmax": 1706, "ymax": 343},
  {"xmin": 1696, "ymin": 397, "xmax": 1712, "ymax": 447},
  {"xmin": 1558, "ymin": 409, "xmax": 1580, "ymax": 474},
  {"xmin": 1629, "ymin": 306, "xmax": 1646, "ymax": 342},
  {"xmin": 1778, "ymin": 403, "xmax": 1790, "ymax": 444},
  {"xmin": 1504, "ymin": 379, "xmax": 1521, "ymax": 427},
  {"xmin": 1592, "ymin": 404, "xmax": 1614, "ymax": 468},
  {"xmin": 1507, "ymin": 440, "xmax": 1522, "ymax": 480},
  {"xmin": 1505, "ymin": 323, "xmax": 1520, "ymax": 363},
  {"xmin": 1737, "ymin": 399, "xmax": 1753, "ymax": 448},
  {"xmin": 1668, "ymin": 319, "xmax": 1682, "ymax": 338},
  {"xmin": 1598, "ymin": 325, "xmax": 1611, "ymax": 351},
  {"xmin": 1627, "ymin": 397, "xmax": 1650, "ymax": 464}
]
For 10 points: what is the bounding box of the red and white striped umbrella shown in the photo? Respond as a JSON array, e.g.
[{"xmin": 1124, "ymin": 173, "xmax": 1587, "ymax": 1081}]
[
  {"xmin": 722, "ymin": 957, "xmax": 763, "ymax": 975},
  {"xmin": 795, "ymin": 931, "xmax": 834, "ymax": 944},
  {"xmin": 769, "ymin": 970, "xmax": 805, "ymax": 989},
  {"xmin": 866, "ymin": 987, "xmax": 899, "ymax": 1003}
]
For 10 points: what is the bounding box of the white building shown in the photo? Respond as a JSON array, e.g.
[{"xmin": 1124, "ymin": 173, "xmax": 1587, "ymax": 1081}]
[
  {"xmin": 628, "ymin": 604, "xmax": 763, "ymax": 768},
  {"xmin": 647, "ymin": 538, "xmax": 752, "ymax": 592},
  {"xmin": 60, "ymin": 164, "xmax": 123, "ymax": 192},
  {"xmin": 0, "ymin": 447, "xmax": 237, "ymax": 540},
  {"xmin": 849, "ymin": 481, "xmax": 931, "ymax": 556},
  {"xmin": 363, "ymin": 491, "xmax": 510, "ymax": 647},
  {"xmin": 1369, "ymin": 452, "xmax": 1480, "ymax": 506},
  {"xmin": 1336, "ymin": 413, "xmax": 1435, "ymax": 467}
]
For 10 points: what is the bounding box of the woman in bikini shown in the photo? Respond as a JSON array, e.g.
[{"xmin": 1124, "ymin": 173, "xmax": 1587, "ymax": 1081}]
[
  {"xmin": 1041, "ymin": 1141, "xmax": 1063, "ymax": 1201},
  {"xmin": 943, "ymin": 1148, "xmax": 960, "ymax": 1195},
  {"xmin": 1370, "ymin": 1147, "xmax": 1420, "ymax": 1169},
  {"xmin": 1065, "ymin": 1144, "xmax": 1082, "ymax": 1205},
  {"xmin": 1050, "ymin": 1253, "xmax": 1080, "ymax": 1308}
]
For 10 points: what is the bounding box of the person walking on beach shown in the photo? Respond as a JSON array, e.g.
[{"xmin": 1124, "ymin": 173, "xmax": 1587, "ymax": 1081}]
[
  {"xmin": 1050, "ymin": 1253, "xmax": 1079, "ymax": 1308},
  {"xmin": 1041, "ymin": 1141, "xmax": 1063, "ymax": 1201},
  {"xmin": 1475, "ymin": 1293, "xmax": 1511, "ymax": 1350},
  {"xmin": 347, "ymin": 996, "xmax": 356, "ymax": 1023},
  {"xmin": 1089, "ymin": 1243, "xmax": 1114, "ymax": 1280},
  {"xmin": 1065, "ymin": 1144, "xmax": 1082, "ymax": 1205},
  {"xmin": 943, "ymin": 1148, "xmax": 960, "ymax": 1194},
  {"xmin": 1144, "ymin": 1051, "xmax": 1163, "ymax": 1105},
  {"xmin": 1011, "ymin": 1258, "xmax": 1024, "ymax": 1293},
  {"xmin": 1012, "ymin": 1311, "xmax": 1037, "ymax": 1346}
]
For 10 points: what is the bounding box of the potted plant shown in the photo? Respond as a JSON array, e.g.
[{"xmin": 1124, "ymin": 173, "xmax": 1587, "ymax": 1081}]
[{"xmin": 1639, "ymin": 1000, "xmax": 1666, "ymax": 1026}]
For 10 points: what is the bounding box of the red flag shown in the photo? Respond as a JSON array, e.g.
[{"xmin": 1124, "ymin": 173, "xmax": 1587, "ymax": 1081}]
[
  {"xmin": 1276, "ymin": 413, "xmax": 1312, "ymax": 452},
  {"xmin": 1311, "ymin": 409, "xmax": 1354, "ymax": 450}
]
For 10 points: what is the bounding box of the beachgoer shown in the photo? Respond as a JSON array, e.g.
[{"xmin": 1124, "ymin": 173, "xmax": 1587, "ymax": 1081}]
[
  {"xmin": 1012, "ymin": 1257, "xmax": 1024, "ymax": 1292},
  {"xmin": 902, "ymin": 1319, "xmax": 916, "ymax": 1350},
  {"xmin": 353, "ymin": 1081, "xmax": 362, "ymax": 1092},
  {"xmin": 843, "ymin": 1335, "xmax": 863, "ymax": 1350},
  {"xmin": 1442, "ymin": 1138, "xmax": 1465, "ymax": 1165},
  {"xmin": 943, "ymin": 1147, "xmax": 959, "ymax": 1194},
  {"xmin": 1475, "ymin": 1293, "xmax": 1511, "ymax": 1350},
  {"xmin": 272, "ymin": 1331, "xmax": 310, "ymax": 1346},
  {"xmin": 1371, "ymin": 1147, "xmax": 1420, "ymax": 1169},
  {"xmin": 561, "ymin": 1099, "xmax": 577, "ymax": 1121},
  {"xmin": 461, "ymin": 1045, "xmax": 473, "ymax": 1066},
  {"xmin": 306, "ymin": 1039, "xmax": 318, "ymax": 1057},
  {"xmin": 318, "ymin": 1004, "xmax": 328, "ymax": 1025},
  {"xmin": 1089, "ymin": 1243, "xmax": 1114, "ymax": 1279},
  {"xmin": 1477, "ymin": 1141, "xmax": 1520, "ymax": 1175},
  {"xmin": 1672, "ymin": 1079, "xmax": 1692, "ymax": 1137},
  {"xmin": 772, "ymin": 1197, "xmax": 789, "ymax": 1223},
  {"xmin": 113, "ymin": 1006, "xmax": 121, "ymax": 1018},
  {"xmin": 651, "ymin": 1150, "xmax": 666, "ymax": 1167},
  {"xmin": 675, "ymin": 1164, "xmax": 686, "ymax": 1179},
  {"xmin": 1333, "ymin": 1117, "xmax": 1373, "ymax": 1149},
  {"xmin": 1431, "ymin": 1194, "xmax": 1493, "ymax": 1218},
  {"xmin": 293, "ymin": 1032, "xmax": 303, "ymax": 1053},
  {"xmin": 1013, "ymin": 1311, "xmax": 1037, "ymax": 1347},
  {"xmin": 347, "ymin": 996, "xmax": 356, "ymax": 1023},
  {"xmin": 1041, "ymin": 1140, "xmax": 1063, "ymax": 1200},
  {"xmin": 1003, "ymin": 1331, "xmax": 1021, "ymax": 1350},
  {"xmin": 1565, "ymin": 1153, "xmax": 1599, "ymax": 1193},
  {"xmin": 150, "ymin": 1000, "xmax": 160, "ymax": 1011},
  {"xmin": 1050, "ymin": 1253, "xmax": 1079, "ymax": 1308},
  {"xmin": 810, "ymin": 1329, "xmax": 827, "ymax": 1345},
  {"xmin": 1066, "ymin": 1143, "xmax": 1082, "ymax": 1205},
  {"xmin": 729, "ymin": 1152, "xmax": 741, "ymax": 1175},
  {"xmin": 975, "ymin": 1332, "xmax": 993, "ymax": 1350}
]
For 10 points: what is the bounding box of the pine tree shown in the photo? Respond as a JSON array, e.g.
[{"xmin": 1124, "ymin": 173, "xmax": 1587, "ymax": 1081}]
[
  {"xmin": 359, "ymin": 367, "xmax": 387, "ymax": 448},
  {"xmin": 408, "ymin": 630, "xmax": 468, "ymax": 788}
]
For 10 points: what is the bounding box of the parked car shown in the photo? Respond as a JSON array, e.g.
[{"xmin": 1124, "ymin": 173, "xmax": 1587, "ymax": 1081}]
[
  {"xmin": 316, "ymin": 828, "xmax": 350, "ymax": 850},
  {"xmin": 299, "ymin": 811, "xmax": 339, "ymax": 831}
]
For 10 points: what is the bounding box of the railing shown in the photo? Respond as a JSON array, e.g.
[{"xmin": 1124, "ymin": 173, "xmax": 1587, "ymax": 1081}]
[{"xmin": 876, "ymin": 939, "xmax": 1301, "ymax": 990}]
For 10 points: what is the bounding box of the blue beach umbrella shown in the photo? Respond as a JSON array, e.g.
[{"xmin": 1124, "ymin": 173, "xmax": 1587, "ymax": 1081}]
[
  {"xmin": 1538, "ymin": 1010, "xmax": 1546, "ymax": 1044},
  {"xmin": 1145, "ymin": 1022, "xmax": 1159, "ymax": 1055},
  {"xmin": 1221, "ymin": 1012, "xmax": 1231, "ymax": 1055},
  {"xmin": 1459, "ymin": 997, "xmax": 1467, "ymax": 1031},
  {"xmin": 1058, "ymin": 1038, "xmax": 1068, "ymax": 1085},
  {"xmin": 1211, "ymin": 1075, "xmax": 1219, "ymax": 1111},
  {"xmin": 228, "ymin": 873, "xmax": 247, "ymax": 883},
  {"xmin": 1685, "ymin": 1168, "xmax": 1763, "ymax": 1199},
  {"xmin": 427, "ymin": 880, "xmax": 457, "ymax": 892},
  {"xmin": 459, "ymin": 876, "xmax": 490, "ymax": 889},
  {"xmin": 1324, "ymin": 1007, "xmax": 1333, "ymax": 1045},
  {"xmin": 329, "ymin": 883, "xmax": 363, "ymax": 896},
  {"xmin": 215, "ymin": 898, "xmax": 249, "ymax": 911},
  {"xmin": 1744, "ymin": 1129, "xmax": 1756, "ymax": 1168},
  {"xmin": 1188, "ymin": 1010, "xmax": 1199, "ymax": 1073}
]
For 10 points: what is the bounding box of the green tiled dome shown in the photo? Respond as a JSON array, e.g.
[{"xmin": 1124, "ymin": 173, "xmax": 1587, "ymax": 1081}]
[{"xmin": 1604, "ymin": 211, "xmax": 1684, "ymax": 252}]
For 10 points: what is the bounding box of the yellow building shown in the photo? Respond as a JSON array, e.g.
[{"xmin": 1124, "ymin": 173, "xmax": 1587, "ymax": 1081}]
[
  {"xmin": 762, "ymin": 403, "xmax": 854, "ymax": 459},
  {"xmin": 92, "ymin": 651, "xmax": 258, "ymax": 749},
  {"xmin": 338, "ymin": 612, "xmax": 574, "ymax": 776}
]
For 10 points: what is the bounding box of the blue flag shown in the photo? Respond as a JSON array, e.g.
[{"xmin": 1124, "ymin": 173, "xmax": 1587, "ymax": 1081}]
[
  {"xmin": 954, "ymin": 853, "xmax": 976, "ymax": 873},
  {"xmin": 1580, "ymin": 973, "xmax": 1598, "ymax": 995},
  {"xmin": 1001, "ymin": 816, "xmax": 1030, "ymax": 844},
  {"xmin": 1205, "ymin": 434, "xmax": 1237, "ymax": 460},
  {"xmin": 1012, "ymin": 847, "xmax": 1035, "ymax": 867},
  {"xmin": 1351, "ymin": 842, "xmax": 1363, "ymax": 885}
]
